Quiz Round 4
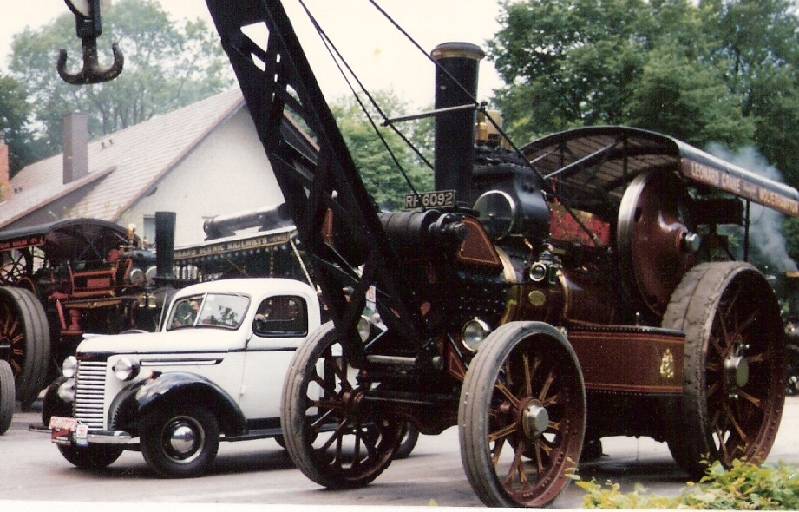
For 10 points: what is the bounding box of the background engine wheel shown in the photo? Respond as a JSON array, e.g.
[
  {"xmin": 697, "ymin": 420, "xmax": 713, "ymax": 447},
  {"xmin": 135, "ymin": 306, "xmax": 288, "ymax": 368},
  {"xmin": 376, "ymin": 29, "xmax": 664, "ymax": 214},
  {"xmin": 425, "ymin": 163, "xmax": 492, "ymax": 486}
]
[
  {"xmin": 459, "ymin": 322, "xmax": 586, "ymax": 508},
  {"xmin": 0, "ymin": 359, "xmax": 15, "ymax": 434},
  {"xmin": 0, "ymin": 286, "xmax": 51, "ymax": 405},
  {"xmin": 394, "ymin": 423, "xmax": 419, "ymax": 459},
  {"xmin": 141, "ymin": 405, "xmax": 220, "ymax": 478},
  {"xmin": 57, "ymin": 445, "xmax": 122, "ymax": 469},
  {"xmin": 662, "ymin": 262, "xmax": 786, "ymax": 478},
  {"xmin": 281, "ymin": 322, "xmax": 404, "ymax": 489}
]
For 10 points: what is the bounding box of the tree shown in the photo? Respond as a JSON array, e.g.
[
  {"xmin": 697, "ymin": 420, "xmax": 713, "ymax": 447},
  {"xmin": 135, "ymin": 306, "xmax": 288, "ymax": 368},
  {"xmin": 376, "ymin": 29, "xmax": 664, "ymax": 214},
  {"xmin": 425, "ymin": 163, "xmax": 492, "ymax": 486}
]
[
  {"xmin": 0, "ymin": 74, "xmax": 40, "ymax": 174},
  {"xmin": 331, "ymin": 91, "xmax": 434, "ymax": 210},
  {"xmin": 9, "ymin": 0, "xmax": 232, "ymax": 157},
  {"xmin": 488, "ymin": 0, "xmax": 795, "ymax": 155}
]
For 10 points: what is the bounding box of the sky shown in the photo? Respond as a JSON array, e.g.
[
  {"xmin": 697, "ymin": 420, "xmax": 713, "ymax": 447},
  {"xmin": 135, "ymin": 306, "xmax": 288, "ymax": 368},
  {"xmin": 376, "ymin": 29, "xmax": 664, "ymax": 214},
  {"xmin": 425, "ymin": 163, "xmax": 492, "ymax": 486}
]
[{"xmin": 0, "ymin": 1, "xmax": 506, "ymax": 107}]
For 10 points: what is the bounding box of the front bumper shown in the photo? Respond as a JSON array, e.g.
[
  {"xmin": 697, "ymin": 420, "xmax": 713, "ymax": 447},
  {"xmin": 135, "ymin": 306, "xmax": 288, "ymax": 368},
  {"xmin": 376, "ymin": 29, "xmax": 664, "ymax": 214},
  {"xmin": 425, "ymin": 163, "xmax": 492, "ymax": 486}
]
[{"xmin": 46, "ymin": 417, "xmax": 137, "ymax": 446}]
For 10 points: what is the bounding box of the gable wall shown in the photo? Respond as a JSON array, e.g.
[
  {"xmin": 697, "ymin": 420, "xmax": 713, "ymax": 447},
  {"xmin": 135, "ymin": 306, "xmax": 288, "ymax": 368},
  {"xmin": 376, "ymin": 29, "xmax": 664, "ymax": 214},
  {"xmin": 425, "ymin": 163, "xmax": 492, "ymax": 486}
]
[{"xmin": 119, "ymin": 109, "xmax": 285, "ymax": 246}]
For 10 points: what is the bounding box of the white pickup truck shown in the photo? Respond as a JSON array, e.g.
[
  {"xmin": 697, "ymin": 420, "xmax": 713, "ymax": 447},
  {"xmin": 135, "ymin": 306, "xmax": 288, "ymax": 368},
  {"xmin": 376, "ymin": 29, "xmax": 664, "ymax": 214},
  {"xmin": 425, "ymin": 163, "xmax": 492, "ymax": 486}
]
[{"xmin": 47, "ymin": 277, "xmax": 417, "ymax": 477}]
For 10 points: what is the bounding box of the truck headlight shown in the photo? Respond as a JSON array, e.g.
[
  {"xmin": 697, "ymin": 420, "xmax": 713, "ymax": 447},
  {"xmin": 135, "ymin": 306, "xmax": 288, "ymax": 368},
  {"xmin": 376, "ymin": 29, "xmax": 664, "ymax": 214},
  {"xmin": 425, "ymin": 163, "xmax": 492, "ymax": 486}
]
[
  {"xmin": 462, "ymin": 318, "xmax": 490, "ymax": 352},
  {"xmin": 112, "ymin": 358, "xmax": 140, "ymax": 381},
  {"xmin": 57, "ymin": 379, "xmax": 76, "ymax": 402},
  {"xmin": 61, "ymin": 356, "xmax": 78, "ymax": 378}
]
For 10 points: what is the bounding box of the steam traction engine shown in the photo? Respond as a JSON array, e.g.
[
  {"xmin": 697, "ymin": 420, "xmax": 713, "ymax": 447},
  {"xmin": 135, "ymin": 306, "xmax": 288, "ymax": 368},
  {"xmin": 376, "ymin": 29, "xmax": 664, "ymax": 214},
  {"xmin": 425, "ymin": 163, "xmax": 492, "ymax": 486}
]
[
  {"xmin": 0, "ymin": 219, "xmax": 161, "ymax": 404},
  {"xmin": 200, "ymin": 1, "xmax": 792, "ymax": 507}
]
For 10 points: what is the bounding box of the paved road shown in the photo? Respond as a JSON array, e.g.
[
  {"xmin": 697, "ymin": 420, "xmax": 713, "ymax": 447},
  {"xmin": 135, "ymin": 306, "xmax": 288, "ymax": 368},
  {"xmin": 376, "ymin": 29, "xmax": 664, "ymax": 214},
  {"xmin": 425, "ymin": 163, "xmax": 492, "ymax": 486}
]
[{"xmin": 1, "ymin": 397, "xmax": 797, "ymax": 508}]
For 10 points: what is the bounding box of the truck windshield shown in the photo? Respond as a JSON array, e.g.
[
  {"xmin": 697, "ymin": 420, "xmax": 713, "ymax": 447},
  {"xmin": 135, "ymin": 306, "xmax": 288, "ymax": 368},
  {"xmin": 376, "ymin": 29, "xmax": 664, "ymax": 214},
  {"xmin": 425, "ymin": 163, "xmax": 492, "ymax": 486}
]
[{"xmin": 167, "ymin": 293, "xmax": 250, "ymax": 331}]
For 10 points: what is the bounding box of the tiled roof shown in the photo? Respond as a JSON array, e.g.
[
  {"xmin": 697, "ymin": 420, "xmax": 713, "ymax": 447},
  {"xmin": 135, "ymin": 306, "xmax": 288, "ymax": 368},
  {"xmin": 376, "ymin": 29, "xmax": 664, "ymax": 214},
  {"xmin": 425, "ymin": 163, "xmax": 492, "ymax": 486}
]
[{"xmin": 0, "ymin": 89, "xmax": 245, "ymax": 228}]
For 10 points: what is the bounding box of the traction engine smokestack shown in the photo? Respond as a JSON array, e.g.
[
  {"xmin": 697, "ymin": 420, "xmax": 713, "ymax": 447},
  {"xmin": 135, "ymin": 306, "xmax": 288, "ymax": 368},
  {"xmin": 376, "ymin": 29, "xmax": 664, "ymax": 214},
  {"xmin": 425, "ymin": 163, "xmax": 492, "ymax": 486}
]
[
  {"xmin": 154, "ymin": 211, "xmax": 176, "ymax": 286},
  {"xmin": 431, "ymin": 42, "xmax": 485, "ymax": 205}
]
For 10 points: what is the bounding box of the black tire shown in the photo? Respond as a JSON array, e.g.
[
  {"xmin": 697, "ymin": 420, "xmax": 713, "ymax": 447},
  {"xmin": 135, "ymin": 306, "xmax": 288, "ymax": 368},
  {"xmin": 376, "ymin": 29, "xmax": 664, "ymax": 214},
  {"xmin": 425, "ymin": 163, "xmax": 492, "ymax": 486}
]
[
  {"xmin": 57, "ymin": 445, "xmax": 123, "ymax": 469},
  {"xmin": 0, "ymin": 359, "xmax": 15, "ymax": 434},
  {"xmin": 580, "ymin": 438, "xmax": 603, "ymax": 463},
  {"xmin": 274, "ymin": 435, "xmax": 286, "ymax": 449},
  {"xmin": 662, "ymin": 262, "xmax": 786, "ymax": 478},
  {"xmin": 140, "ymin": 405, "xmax": 220, "ymax": 478},
  {"xmin": 459, "ymin": 321, "xmax": 586, "ymax": 508},
  {"xmin": 281, "ymin": 322, "xmax": 404, "ymax": 489},
  {"xmin": 42, "ymin": 377, "xmax": 73, "ymax": 427},
  {"xmin": 0, "ymin": 286, "xmax": 51, "ymax": 405},
  {"xmin": 394, "ymin": 423, "xmax": 419, "ymax": 459}
]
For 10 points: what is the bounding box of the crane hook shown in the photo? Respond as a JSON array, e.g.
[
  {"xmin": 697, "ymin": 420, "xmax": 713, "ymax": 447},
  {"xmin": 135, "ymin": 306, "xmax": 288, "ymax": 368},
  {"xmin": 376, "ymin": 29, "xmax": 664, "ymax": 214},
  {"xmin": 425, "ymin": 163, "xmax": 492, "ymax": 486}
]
[{"xmin": 57, "ymin": 0, "xmax": 124, "ymax": 84}]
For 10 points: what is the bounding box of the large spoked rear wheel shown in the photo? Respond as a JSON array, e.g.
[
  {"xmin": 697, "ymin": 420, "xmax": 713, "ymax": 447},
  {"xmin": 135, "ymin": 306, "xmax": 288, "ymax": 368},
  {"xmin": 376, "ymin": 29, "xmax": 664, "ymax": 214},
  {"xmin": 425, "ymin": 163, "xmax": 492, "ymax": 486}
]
[
  {"xmin": 0, "ymin": 286, "xmax": 50, "ymax": 406},
  {"xmin": 663, "ymin": 262, "xmax": 786, "ymax": 478},
  {"xmin": 459, "ymin": 322, "xmax": 586, "ymax": 508},
  {"xmin": 281, "ymin": 322, "xmax": 404, "ymax": 489}
]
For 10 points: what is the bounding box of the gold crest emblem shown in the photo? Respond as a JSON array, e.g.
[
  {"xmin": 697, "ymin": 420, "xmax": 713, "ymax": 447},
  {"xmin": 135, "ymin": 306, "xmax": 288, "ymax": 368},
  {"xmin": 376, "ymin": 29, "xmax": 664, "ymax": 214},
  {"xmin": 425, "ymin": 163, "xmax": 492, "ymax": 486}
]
[{"xmin": 659, "ymin": 349, "xmax": 675, "ymax": 380}]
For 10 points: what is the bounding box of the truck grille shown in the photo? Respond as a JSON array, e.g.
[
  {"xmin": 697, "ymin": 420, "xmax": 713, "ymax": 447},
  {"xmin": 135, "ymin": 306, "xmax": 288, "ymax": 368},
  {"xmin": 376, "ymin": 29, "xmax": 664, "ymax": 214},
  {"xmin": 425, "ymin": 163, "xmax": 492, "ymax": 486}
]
[{"xmin": 74, "ymin": 360, "xmax": 108, "ymax": 430}]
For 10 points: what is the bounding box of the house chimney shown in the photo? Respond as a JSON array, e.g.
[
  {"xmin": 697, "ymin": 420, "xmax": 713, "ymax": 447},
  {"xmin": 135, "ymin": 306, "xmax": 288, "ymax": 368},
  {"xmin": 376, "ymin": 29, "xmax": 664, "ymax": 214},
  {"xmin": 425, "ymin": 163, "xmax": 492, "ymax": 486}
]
[
  {"xmin": 0, "ymin": 137, "xmax": 11, "ymax": 200},
  {"xmin": 63, "ymin": 113, "xmax": 89, "ymax": 184}
]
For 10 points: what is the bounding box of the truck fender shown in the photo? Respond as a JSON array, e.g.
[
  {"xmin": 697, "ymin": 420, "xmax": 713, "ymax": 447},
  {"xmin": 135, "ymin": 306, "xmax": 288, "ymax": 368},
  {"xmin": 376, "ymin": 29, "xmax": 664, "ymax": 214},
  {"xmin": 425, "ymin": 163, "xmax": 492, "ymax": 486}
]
[{"xmin": 109, "ymin": 372, "xmax": 247, "ymax": 437}]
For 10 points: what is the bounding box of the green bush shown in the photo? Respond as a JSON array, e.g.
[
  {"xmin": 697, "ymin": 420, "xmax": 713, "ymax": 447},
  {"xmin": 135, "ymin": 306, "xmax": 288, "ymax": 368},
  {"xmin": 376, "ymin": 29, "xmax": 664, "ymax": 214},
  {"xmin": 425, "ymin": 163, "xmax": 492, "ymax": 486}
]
[{"xmin": 578, "ymin": 460, "xmax": 799, "ymax": 509}]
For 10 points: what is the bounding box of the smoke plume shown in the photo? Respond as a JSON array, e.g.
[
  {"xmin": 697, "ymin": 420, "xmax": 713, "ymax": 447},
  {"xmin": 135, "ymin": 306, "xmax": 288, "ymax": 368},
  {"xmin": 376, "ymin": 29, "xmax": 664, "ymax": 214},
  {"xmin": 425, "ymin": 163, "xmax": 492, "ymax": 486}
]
[{"xmin": 706, "ymin": 143, "xmax": 798, "ymax": 272}]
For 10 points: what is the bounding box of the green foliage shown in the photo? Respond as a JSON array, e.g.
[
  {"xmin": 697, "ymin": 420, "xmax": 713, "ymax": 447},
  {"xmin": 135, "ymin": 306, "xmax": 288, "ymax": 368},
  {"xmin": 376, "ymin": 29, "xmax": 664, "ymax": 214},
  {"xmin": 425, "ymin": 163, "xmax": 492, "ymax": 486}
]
[
  {"xmin": 8, "ymin": 0, "xmax": 232, "ymax": 159},
  {"xmin": 331, "ymin": 91, "xmax": 433, "ymax": 210},
  {"xmin": 489, "ymin": 0, "xmax": 799, "ymax": 187},
  {"xmin": 0, "ymin": 74, "xmax": 41, "ymax": 174},
  {"xmin": 578, "ymin": 460, "xmax": 799, "ymax": 509}
]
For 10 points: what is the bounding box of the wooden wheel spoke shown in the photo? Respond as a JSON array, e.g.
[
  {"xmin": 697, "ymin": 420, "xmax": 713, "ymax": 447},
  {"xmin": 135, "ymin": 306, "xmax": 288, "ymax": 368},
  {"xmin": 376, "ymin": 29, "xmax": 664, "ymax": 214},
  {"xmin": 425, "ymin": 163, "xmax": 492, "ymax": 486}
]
[
  {"xmin": 539, "ymin": 369, "xmax": 555, "ymax": 402},
  {"xmin": 547, "ymin": 421, "xmax": 561, "ymax": 432},
  {"xmin": 310, "ymin": 408, "xmax": 336, "ymax": 431},
  {"xmin": 735, "ymin": 311, "xmax": 758, "ymax": 337},
  {"xmin": 491, "ymin": 437, "xmax": 506, "ymax": 466},
  {"xmin": 543, "ymin": 392, "xmax": 561, "ymax": 407},
  {"xmin": 495, "ymin": 382, "xmax": 521, "ymax": 408},
  {"xmin": 533, "ymin": 440, "xmax": 545, "ymax": 476},
  {"xmin": 724, "ymin": 403, "xmax": 749, "ymax": 445},
  {"xmin": 523, "ymin": 354, "xmax": 539, "ymax": 398},
  {"xmin": 488, "ymin": 422, "xmax": 517, "ymax": 443},
  {"xmin": 705, "ymin": 361, "xmax": 722, "ymax": 372},
  {"xmin": 352, "ymin": 423, "xmax": 362, "ymax": 466},
  {"xmin": 737, "ymin": 388, "xmax": 763, "ymax": 409},
  {"xmin": 319, "ymin": 420, "xmax": 348, "ymax": 452},
  {"xmin": 331, "ymin": 359, "xmax": 352, "ymax": 390},
  {"xmin": 504, "ymin": 438, "xmax": 526, "ymax": 485},
  {"xmin": 707, "ymin": 381, "xmax": 721, "ymax": 399},
  {"xmin": 746, "ymin": 352, "xmax": 766, "ymax": 365}
]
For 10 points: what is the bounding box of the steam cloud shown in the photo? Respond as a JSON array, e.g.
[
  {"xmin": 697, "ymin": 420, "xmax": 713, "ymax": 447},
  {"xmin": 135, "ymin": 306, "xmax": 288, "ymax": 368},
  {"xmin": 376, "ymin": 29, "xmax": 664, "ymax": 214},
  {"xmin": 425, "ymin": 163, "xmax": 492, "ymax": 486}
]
[{"xmin": 707, "ymin": 143, "xmax": 798, "ymax": 272}]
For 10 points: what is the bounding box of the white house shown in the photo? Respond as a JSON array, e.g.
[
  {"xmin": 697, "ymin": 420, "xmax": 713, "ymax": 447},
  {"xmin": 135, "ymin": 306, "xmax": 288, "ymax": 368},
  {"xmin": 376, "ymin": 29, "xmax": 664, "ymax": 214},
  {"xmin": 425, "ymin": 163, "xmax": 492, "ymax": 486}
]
[{"xmin": 0, "ymin": 90, "xmax": 312, "ymax": 246}]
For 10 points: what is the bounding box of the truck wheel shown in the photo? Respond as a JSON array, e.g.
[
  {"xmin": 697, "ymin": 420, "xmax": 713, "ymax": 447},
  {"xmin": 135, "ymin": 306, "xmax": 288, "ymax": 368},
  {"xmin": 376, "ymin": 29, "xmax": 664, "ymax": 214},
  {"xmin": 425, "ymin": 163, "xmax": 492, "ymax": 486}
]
[
  {"xmin": 459, "ymin": 322, "xmax": 586, "ymax": 508},
  {"xmin": 42, "ymin": 377, "xmax": 73, "ymax": 427},
  {"xmin": 0, "ymin": 286, "xmax": 51, "ymax": 406},
  {"xmin": 0, "ymin": 359, "xmax": 15, "ymax": 434},
  {"xmin": 281, "ymin": 322, "xmax": 404, "ymax": 489},
  {"xmin": 141, "ymin": 405, "xmax": 220, "ymax": 478},
  {"xmin": 662, "ymin": 262, "xmax": 786, "ymax": 478},
  {"xmin": 394, "ymin": 423, "xmax": 419, "ymax": 459},
  {"xmin": 57, "ymin": 445, "xmax": 122, "ymax": 469},
  {"xmin": 274, "ymin": 435, "xmax": 286, "ymax": 449}
]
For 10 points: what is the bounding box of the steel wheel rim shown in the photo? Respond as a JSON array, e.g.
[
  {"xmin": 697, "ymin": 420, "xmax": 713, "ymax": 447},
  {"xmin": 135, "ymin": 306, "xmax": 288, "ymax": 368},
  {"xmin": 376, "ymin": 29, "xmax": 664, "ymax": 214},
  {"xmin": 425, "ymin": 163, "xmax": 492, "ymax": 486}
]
[
  {"xmin": 487, "ymin": 338, "xmax": 583, "ymax": 505},
  {"xmin": 160, "ymin": 415, "xmax": 206, "ymax": 464},
  {"xmin": 300, "ymin": 341, "xmax": 403, "ymax": 483},
  {"xmin": 0, "ymin": 299, "xmax": 24, "ymax": 377},
  {"xmin": 704, "ymin": 272, "xmax": 784, "ymax": 465}
]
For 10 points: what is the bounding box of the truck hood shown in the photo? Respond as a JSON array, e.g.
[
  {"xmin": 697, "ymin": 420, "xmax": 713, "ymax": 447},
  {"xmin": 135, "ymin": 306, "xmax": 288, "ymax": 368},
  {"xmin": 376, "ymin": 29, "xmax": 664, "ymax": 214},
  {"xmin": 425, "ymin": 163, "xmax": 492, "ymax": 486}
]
[{"xmin": 77, "ymin": 328, "xmax": 246, "ymax": 355}]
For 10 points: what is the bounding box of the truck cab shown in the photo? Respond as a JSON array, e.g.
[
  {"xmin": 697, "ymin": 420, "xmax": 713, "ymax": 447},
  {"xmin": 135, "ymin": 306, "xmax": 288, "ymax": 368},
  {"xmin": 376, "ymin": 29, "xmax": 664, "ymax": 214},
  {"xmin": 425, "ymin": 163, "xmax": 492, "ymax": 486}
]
[{"xmin": 48, "ymin": 278, "xmax": 320, "ymax": 477}]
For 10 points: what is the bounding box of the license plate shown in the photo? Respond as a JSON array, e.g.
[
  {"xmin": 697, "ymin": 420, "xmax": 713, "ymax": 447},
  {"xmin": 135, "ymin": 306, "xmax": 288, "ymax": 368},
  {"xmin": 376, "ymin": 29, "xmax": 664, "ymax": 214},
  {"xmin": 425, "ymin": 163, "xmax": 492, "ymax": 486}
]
[
  {"xmin": 75, "ymin": 423, "xmax": 89, "ymax": 447},
  {"xmin": 49, "ymin": 416, "xmax": 78, "ymax": 431},
  {"xmin": 404, "ymin": 190, "xmax": 455, "ymax": 209}
]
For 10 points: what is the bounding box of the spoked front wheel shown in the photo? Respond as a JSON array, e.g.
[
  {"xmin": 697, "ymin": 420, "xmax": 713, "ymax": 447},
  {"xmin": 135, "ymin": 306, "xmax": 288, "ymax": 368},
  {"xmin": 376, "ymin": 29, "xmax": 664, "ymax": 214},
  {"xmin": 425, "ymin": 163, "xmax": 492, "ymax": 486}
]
[
  {"xmin": 459, "ymin": 321, "xmax": 586, "ymax": 508},
  {"xmin": 281, "ymin": 322, "xmax": 404, "ymax": 489}
]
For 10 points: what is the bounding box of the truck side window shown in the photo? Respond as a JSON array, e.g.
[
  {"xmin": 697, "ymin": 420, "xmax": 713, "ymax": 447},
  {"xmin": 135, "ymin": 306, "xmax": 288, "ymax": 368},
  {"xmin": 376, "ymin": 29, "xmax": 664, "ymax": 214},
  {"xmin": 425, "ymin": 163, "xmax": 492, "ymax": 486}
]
[{"xmin": 253, "ymin": 296, "xmax": 307, "ymax": 337}]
